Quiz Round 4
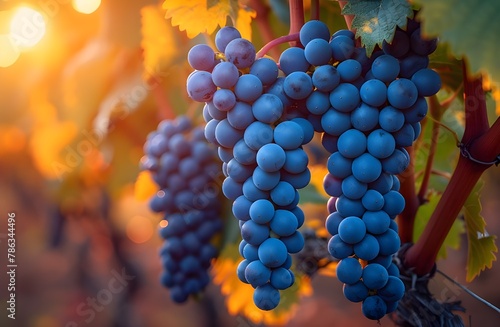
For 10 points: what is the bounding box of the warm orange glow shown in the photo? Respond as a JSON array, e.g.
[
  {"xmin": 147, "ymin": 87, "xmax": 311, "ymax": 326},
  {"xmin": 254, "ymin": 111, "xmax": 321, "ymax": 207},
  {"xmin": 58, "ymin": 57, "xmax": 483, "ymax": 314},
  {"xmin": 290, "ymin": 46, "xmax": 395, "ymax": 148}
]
[
  {"xmin": 10, "ymin": 7, "xmax": 46, "ymax": 49},
  {"xmin": 72, "ymin": 0, "xmax": 101, "ymax": 14},
  {"xmin": 126, "ymin": 215, "xmax": 154, "ymax": 244}
]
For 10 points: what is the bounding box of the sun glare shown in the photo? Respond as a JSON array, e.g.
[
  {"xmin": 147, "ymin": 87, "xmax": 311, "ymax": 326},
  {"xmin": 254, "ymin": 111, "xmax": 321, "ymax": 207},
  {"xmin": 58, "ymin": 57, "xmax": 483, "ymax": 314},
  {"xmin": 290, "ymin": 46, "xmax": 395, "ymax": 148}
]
[
  {"xmin": 72, "ymin": 0, "xmax": 102, "ymax": 14},
  {"xmin": 9, "ymin": 7, "xmax": 46, "ymax": 50},
  {"xmin": 0, "ymin": 35, "xmax": 20, "ymax": 67},
  {"xmin": 126, "ymin": 215, "xmax": 154, "ymax": 244}
]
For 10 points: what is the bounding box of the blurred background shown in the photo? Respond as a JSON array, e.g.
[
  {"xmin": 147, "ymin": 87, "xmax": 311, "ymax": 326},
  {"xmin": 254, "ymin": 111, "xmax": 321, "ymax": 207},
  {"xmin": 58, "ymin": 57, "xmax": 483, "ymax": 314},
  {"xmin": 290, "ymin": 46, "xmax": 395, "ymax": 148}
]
[{"xmin": 0, "ymin": 0, "xmax": 499, "ymax": 326}]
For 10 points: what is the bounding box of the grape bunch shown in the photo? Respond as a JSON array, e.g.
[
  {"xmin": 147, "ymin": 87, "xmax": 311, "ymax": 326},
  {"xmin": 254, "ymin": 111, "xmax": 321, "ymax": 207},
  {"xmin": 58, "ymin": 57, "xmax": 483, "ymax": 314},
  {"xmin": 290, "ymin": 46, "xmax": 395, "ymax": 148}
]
[
  {"xmin": 186, "ymin": 27, "xmax": 315, "ymax": 310},
  {"xmin": 293, "ymin": 19, "xmax": 439, "ymax": 320},
  {"xmin": 141, "ymin": 116, "xmax": 224, "ymax": 303}
]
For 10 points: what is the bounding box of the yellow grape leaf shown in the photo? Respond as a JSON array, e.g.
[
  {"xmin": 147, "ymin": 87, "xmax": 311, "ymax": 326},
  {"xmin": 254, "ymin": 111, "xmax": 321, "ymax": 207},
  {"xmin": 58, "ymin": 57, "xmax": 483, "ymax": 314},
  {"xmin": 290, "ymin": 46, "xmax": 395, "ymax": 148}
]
[
  {"xmin": 164, "ymin": 0, "xmax": 235, "ymax": 38},
  {"xmin": 463, "ymin": 180, "xmax": 498, "ymax": 282},
  {"xmin": 134, "ymin": 170, "xmax": 158, "ymax": 201},
  {"xmin": 235, "ymin": 6, "xmax": 257, "ymax": 40},
  {"xmin": 212, "ymin": 243, "xmax": 312, "ymax": 326},
  {"xmin": 141, "ymin": 5, "xmax": 180, "ymax": 80}
]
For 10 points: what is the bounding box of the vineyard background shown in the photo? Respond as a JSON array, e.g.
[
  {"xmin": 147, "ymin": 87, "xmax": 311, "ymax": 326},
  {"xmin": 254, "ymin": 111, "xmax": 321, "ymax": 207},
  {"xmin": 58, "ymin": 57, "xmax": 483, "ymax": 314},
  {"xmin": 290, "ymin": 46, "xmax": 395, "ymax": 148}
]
[{"xmin": 0, "ymin": 0, "xmax": 499, "ymax": 326}]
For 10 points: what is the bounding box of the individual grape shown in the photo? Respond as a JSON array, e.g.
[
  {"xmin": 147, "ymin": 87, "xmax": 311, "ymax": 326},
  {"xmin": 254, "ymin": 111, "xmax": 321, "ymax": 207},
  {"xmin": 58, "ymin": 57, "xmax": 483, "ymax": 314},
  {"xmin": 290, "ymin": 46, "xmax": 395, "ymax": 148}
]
[
  {"xmin": 299, "ymin": 19, "xmax": 331, "ymax": 46},
  {"xmin": 270, "ymin": 209, "xmax": 298, "ymax": 236},
  {"xmin": 354, "ymin": 234, "xmax": 380, "ymax": 261},
  {"xmin": 378, "ymin": 276, "xmax": 405, "ymax": 302},
  {"xmin": 270, "ymin": 181, "xmax": 296, "ymax": 206},
  {"xmin": 338, "ymin": 216, "xmax": 367, "ymax": 244},
  {"xmin": 250, "ymin": 57, "xmax": 279, "ymax": 85},
  {"xmin": 211, "ymin": 61, "xmax": 240, "ymax": 88},
  {"xmin": 227, "ymin": 101, "xmax": 255, "ymax": 130},
  {"xmin": 411, "ymin": 68, "xmax": 441, "ymax": 96},
  {"xmin": 241, "ymin": 220, "xmax": 270, "ymax": 246},
  {"xmin": 253, "ymin": 284, "xmax": 280, "ymax": 310},
  {"xmin": 361, "ymin": 189, "xmax": 385, "ymax": 211},
  {"xmin": 410, "ymin": 28, "xmax": 438, "ymax": 56},
  {"xmin": 222, "ymin": 177, "xmax": 243, "ymax": 200},
  {"xmin": 186, "ymin": 70, "xmax": 217, "ymax": 102},
  {"xmin": 291, "ymin": 117, "xmax": 314, "ymax": 144},
  {"xmin": 325, "ymin": 211, "xmax": 344, "ymax": 235},
  {"xmin": 343, "ymin": 281, "xmax": 369, "ymax": 303},
  {"xmin": 376, "ymin": 229, "xmax": 400, "ymax": 256},
  {"xmin": 336, "ymin": 196, "xmax": 366, "ymax": 218},
  {"xmin": 362, "ymin": 211, "xmax": 390, "ymax": 235},
  {"xmin": 338, "ymin": 59, "xmax": 362, "ymax": 82},
  {"xmin": 225, "ymin": 38, "xmax": 256, "ymax": 69},
  {"xmin": 371, "ymin": 54, "xmax": 400, "ymax": 82},
  {"xmin": 252, "ymin": 94, "xmax": 284, "ymax": 124},
  {"xmin": 242, "ymin": 177, "xmax": 269, "ymax": 201},
  {"xmin": 399, "ymin": 53, "xmax": 429, "ymax": 78},
  {"xmin": 252, "ymin": 166, "xmax": 280, "ymax": 191},
  {"xmin": 382, "ymin": 190, "xmax": 406, "ymax": 216},
  {"xmin": 283, "ymin": 148, "xmax": 309, "ymax": 174},
  {"xmin": 323, "ymin": 173, "xmax": 343, "ymax": 197},
  {"xmin": 213, "ymin": 89, "xmax": 236, "ymax": 112},
  {"xmin": 279, "ymin": 47, "xmax": 310, "ymax": 75},
  {"xmin": 244, "ymin": 121, "xmax": 274, "ymax": 150},
  {"xmin": 336, "ymin": 257, "xmax": 363, "ymax": 285},
  {"xmin": 360, "ymin": 79, "xmax": 387, "ymax": 107},
  {"xmin": 304, "ymin": 38, "xmax": 333, "ymax": 66},
  {"xmin": 227, "ymin": 158, "xmax": 253, "ymax": 182},
  {"xmin": 337, "ymin": 129, "xmax": 367, "ymax": 158},
  {"xmin": 341, "ymin": 175, "xmax": 368, "ymax": 200},
  {"xmin": 362, "ymin": 263, "xmax": 389, "ymax": 289},
  {"xmin": 234, "ymin": 74, "xmax": 263, "ymax": 103},
  {"xmin": 351, "ymin": 102, "xmax": 379, "ymax": 132},
  {"xmin": 379, "ymin": 105, "xmax": 405, "ymax": 132},
  {"xmin": 321, "ymin": 129, "xmax": 339, "ymax": 153},
  {"xmin": 215, "ymin": 26, "xmax": 242, "ymax": 53},
  {"xmin": 274, "ymin": 121, "xmax": 305, "ymax": 149},
  {"xmin": 328, "ymin": 234, "xmax": 354, "ymax": 259},
  {"xmin": 404, "ymin": 96, "xmax": 428, "ymax": 124},
  {"xmin": 270, "ymin": 268, "xmax": 294, "ymax": 290},
  {"xmin": 280, "ymin": 230, "xmax": 305, "ymax": 254},
  {"xmin": 215, "ymin": 119, "xmax": 244, "ymax": 148},
  {"xmin": 233, "ymin": 195, "xmax": 252, "ymax": 221},
  {"xmin": 327, "ymin": 151, "xmax": 353, "ymax": 179},
  {"xmin": 245, "ymin": 260, "xmax": 272, "ymax": 287},
  {"xmin": 233, "ymin": 139, "xmax": 257, "ymax": 165},
  {"xmin": 329, "ymin": 83, "xmax": 360, "ymax": 112},
  {"xmin": 381, "ymin": 148, "xmax": 410, "ymax": 175},
  {"xmin": 367, "ymin": 129, "xmax": 396, "ymax": 159},
  {"xmin": 256, "ymin": 143, "xmax": 286, "ymax": 172},
  {"xmin": 258, "ymin": 238, "xmax": 288, "ymax": 268},
  {"xmin": 387, "ymin": 78, "xmax": 418, "ymax": 109},
  {"xmin": 306, "ymin": 91, "xmax": 330, "ymax": 115},
  {"xmin": 330, "ymin": 35, "xmax": 355, "ymax": 61},
  {"xmin": 283, "ymin": 71, "xmax": 313, "ymax": 100},
  {"xmin": 362, "ymin": 295, "xmax": 387, "ymax": 320},
  {"xmin": 321, "ymin": 109, "xmax": 352, "ymax": 136},
  {"xmin": 187, "ymin": 44, "xmax": 217, "ymax": 71},
  {"xmin": 392, "ymin": 123, "xmax": 415, "ymax": 147},
  {"xmin": 312, "ymin": 65, "xmax": 341, "ymax": 92}
]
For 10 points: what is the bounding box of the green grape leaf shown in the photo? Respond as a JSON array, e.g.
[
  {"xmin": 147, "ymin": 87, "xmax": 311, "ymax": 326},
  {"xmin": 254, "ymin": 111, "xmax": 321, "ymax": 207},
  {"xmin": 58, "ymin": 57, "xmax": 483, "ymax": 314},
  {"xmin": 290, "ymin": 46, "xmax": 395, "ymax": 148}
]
[
  {"xmin": 341, "ymin": 0, "xmax": 414, "ymax": 55},
  {"xmin": 414, "ymin": 0, "xmax": 500, "ymax": 86},
  {"xmin": 413, "ymin": 190, "xmax": 465, "ymax": 259},
  {"xmin": 462, "ymin": 180, "xmax": 498, "ymax": 282}
]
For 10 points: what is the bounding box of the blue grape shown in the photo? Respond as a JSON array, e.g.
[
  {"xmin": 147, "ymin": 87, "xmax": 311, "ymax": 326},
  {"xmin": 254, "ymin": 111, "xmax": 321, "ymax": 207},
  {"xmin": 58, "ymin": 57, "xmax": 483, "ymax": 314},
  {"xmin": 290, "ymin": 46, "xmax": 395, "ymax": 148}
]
[
  {"xmin": 328, "ymin": 234, "xmax": 354, "ymax": 259},
  {"xmin": 341, "ymin": 175, "xmax": 368, "ymax": 200},
  {"xmin": 258, "ymin": 238, "xmax": 288, "ymax": 268},
  {"xmin": 211, "ymin": 61, "xmax": 240, "ymax": 88},
  {"xmin": 244, "ymin": 121, "xmax": 274, "ymax": 150},
  {"xmin": 235, "ymin": 74, "xmax": 263, "ymax": 103},
  {"xmin": 330, "ymin": 35, "xmax": 355, "ymax": 61},
  {"xmin": 362, "ymin": 210, "xmax": 390, "ymax": 235},
  {"xmin": 227, "ymin": 101, "xmax": 255, "ymax": 130},
  {"xmin": 270, "ymin": 209, "xmax": 298, "ymax": 236},
  {"xmin": 387, "ymin": 78, "xmax": 418, "ymax": 109},
  {"xmin": 411, "ymin": 68, "xmax": 441, "ymax": 96},
  {"xmin": 367, "ymin": 129, "xmax": 396, "ymax": 159},
  {"xmin": 360, "ymin": 79, "xmax": 387, "ymax": 107},
  {"xmin": 329, "ymin": 83, "xmax": 360, "ymax": 112},
  {"xmin": 351, "ymin": 102, "xmax": 379, "ymax": 132},
  {"xmin": 312, "ymin": 65, "xmax": 340, "ymax": 92},
  {"xmin": 336, "ymin": 257, "xmax": 363, "ymax": 284},
  {"xmin": 343, "ymin": 281, "xmax": 369, "ymax": 303},
  {"xmin": 213, "ymin": 89, "xmax": 236, "ymax": 111},
  {"xmin": 256, "ymin": 143, "xmax": 286, "ymax": 172},
  {"xmin": 300, "ymin": 20, "xmax": 331, "ymax": 46},
  {"xmin": 362, "ymin": 295, "xmax": 387, "ymax": 320},
  {"xmin": 245, "ymin": 260, "xmax": 272, "ymax": 287},
  {"xmin": 186, "ymin": 70, "xmax": 216, "ymax": 102},
  {"xmin": 338, "ymin": 216, "xmax": 367, "ymax": 244},
  {"xmin": 371, "ymin": 54, "xmax": 400, "ymax": 83},
  {"xmin": 215, "ymin": 26, "xmax": 241, "ymax": 53},
  {"xmin": 274, "ymin": 121, "xmax": 305, "ymax": 149},
  {"xmin": 354, "ymin": 234, "xmax": 380, "ymax": 261},
  {"xmin": 279, "ymin": 47, "xmax": 310, "ymax": 75},
  {"xmin": 306, "ymin": 90, "xmax": 330, "ymax": 115},
  {"xmin": 252, "ymin": 94, "xmax": 284, "ymax": 124},
  {"xmin": 253, "ymin": 284, "xmax": 280, "ymax": 310},
  {"xmin": 321, "ymin": 108, "xmax": 352, "ymax": 136},
  {"xmin": 304, "ymin": 38, "xmax": 333, "ymax": 66},
  {"xmin": 225, "ymin": 38, "xmax": 256, "ymax": 69},
  {"xmin": 250, "ymin": 58, "xmax": 279, "ymax": 85},
  {"xmin": 338, "ymin": 59, "xmax": 362, "ymax": 82},
  {"xmin": 382, "ymin": 30, "xmax": 410, "ymax": 58},
  {"xmin": 379, "ymin": 105, "xmax": 405, "ymax": 132},
  {"xmin": 187, "ymin": 44, "xmax": 217, "ymax": 71},
  {"xmin": 361, "ymin": 189, "xmax": 385, "ymax": 211},
  {"xmin": 283, "ymin": 71, "xmax": 313, "ymax": 100}
]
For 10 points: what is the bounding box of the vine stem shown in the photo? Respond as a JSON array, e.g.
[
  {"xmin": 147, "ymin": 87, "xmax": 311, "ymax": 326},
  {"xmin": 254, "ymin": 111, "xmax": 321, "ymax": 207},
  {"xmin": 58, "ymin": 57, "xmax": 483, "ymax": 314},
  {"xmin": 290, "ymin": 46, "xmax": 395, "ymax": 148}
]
[
  {"xmin": 256, "ymin": 33, "xmax": 300, "ymax": 58},
  {"xmin": 288, "ymin": 0, "xmax": 304, "ymax": 45},
  {"xmin": 338, "ymin": 1, "xmax": 354, "ymax": 30},
  {"xmin": 404, "ymin": 64, "xmax": 500, "ymax": 276},
  {"xmin": 310, "ymin": 0, "xmax": 320, "ymax": 20}
]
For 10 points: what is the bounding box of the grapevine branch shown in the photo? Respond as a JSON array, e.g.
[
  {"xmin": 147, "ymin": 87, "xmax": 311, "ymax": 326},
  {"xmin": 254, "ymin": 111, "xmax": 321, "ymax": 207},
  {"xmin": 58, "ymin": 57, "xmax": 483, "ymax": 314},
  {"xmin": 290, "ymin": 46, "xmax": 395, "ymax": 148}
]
[
  {"xmin": 404, "ymin": 63, "xmax": 500, "ymax": 276},
  {"xmin": 249, "ymin": 0, "xmax": 281, "ymax": 58},
  {"xmin": 256, "ymin": 33, "xmax": 300, "ymax": 58}
]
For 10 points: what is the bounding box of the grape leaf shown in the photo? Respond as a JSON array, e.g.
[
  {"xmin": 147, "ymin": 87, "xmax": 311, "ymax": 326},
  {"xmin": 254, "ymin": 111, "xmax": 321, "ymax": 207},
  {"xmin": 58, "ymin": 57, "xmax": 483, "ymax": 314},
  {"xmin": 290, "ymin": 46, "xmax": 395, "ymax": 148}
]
[
  {"xmin": 462, "ymin": 180, "xmax": 498, "ymax": 282},
  {"xmin": 212, "ymin": 242, "xmax": 312, "ymax": 325},
  {"xmin": 413, "ymin": 190, "xmax": 465, "ymax": 259},
  {"xmin": 341, "ymin": 0, "xmax": 413, "ymax": 55},
  {"xmin": 414, "ymin": 0, "xmax": 500, "ymax": 87},
  {"xmin": 163, "ymin": 0, "xmax": 255, "ymax": 39}
]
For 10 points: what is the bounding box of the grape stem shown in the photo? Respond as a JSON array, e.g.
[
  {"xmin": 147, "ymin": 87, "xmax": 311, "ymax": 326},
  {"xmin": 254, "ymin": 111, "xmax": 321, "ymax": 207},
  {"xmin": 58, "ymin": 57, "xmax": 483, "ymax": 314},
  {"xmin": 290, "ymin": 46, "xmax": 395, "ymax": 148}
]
[
  {"xmin": 404, "ymin": 63, "xmax": 500, "ymax": 276},
  {"xmin": 288, "ymin": 0, "xmax": 305, "ymax": 37},
  {"xmin": 338, "ymin": 1, "xmax": 354, "ymax": 31},
  {"xmin": 310, "ymin": 0, "xmax": 320, "ymax": 20},
  {"xmin": 256, "ymin": 33, "xmax": 300, "ymax": 58}
]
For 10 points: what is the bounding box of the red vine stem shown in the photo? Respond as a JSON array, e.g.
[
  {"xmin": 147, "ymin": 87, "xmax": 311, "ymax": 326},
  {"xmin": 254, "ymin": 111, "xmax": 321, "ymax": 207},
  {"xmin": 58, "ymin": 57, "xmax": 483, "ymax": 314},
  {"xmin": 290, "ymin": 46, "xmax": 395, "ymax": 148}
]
[
  {"xmin": 310, "ymin": 0, "xmax": 320, "ymax": 21},
  {"xmin": 288, "ymin": 0, "xmax": 304, "ymax": 46},
  {"xmin": 256, "ymin": 33, "xmax": 300, "ymax": 58},
  {"xmin": 338, "ymin": 1, "xmax": 354, "ymax": 30},
  {"xmin": 404, "ymin": 64, "xmax": 500, "ymax": 276}
]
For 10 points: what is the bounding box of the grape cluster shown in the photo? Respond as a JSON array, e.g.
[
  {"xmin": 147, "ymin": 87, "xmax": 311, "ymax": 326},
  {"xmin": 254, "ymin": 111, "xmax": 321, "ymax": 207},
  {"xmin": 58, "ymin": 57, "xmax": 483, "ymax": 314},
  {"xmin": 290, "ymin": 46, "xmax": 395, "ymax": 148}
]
[
  {"xmin": 186, "ymin": 27, "xmax": 315, "ymax": 310},
  {"xmin": 293, "ymin": 19, "xmax": 439, "ymax": 320},
  {"xmin": 141, "ymin": 116, "xmax": 223, "ymax": 303}
]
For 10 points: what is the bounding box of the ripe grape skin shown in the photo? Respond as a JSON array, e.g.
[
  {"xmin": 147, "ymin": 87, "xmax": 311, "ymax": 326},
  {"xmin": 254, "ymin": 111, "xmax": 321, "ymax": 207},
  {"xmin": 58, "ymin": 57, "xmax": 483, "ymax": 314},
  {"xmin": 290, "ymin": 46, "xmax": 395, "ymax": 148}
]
[
  {"xmin": 336, "ymin": 257, "xmax": 363, "ymax": 285},
  {"xmin": 253, "ymin": 284, "xmax": 280, "ymax": 310},
  {"xmin": 362, "ymin": 263, "xmax": 389, "ymax": 289},
  {"xmin": 321, "ymin": 109, "xmax": 352, "ymax": 136},
  {"xmin": 306, "ymin": 91, "xmax": 330, "ymax": 115},
  {"xmin": 235, "ymin": 74, "xmax": 263, "ymax": 103},
  {"xmin": 279, "ymin": 47, "xmax": 310, "ymax": 75},
  {"xmin": 227, "ymin": 101, "xmax": 255, "ymax": 130},
  {"xmin": 299, "ymin": 19, "xmax": 331, "ymax": 46},
  {"xmin": 337, "ymin": 129, "xmax": 367, "ymax": 159},
  {"xmin": 187, "ymin": 44, "xmax": 217, "ymax": 71},
  {"xmin": 361, "ymin": 189, "xmax": 385, "ymax": 211},
  {"xmin": 354, "ymin": 234, "xmax": 380, "ymax": 261},
  {"xmin": 283, "ymin": 71, "xmax": 313, "ymax": 100},
  {"xmin": 244, "ymin": 121, "xmax": 274, "ymax": 150},
  {"xmin": 329, "ymin": 83, "xmax": 360, "ymax": 113},
  {"xmin": 351, "ymin": 102, "xmax": 379, "ymax": 132},
  {"xmin": 225, "ymin": 38, "xmax": 256, "ymax": 69},
  {"xmin": 241, "ymin": 220, "xmax": 270, "ymax": 246},
  {"xmin": 280, "ymin": 230, "xmax": 305, "ymax": 254},
  {"xmin": 360, "ymin": 79, "xmax": 387, "ymax": 107},
  {"xmin": 213, "ymin": 89, "xmax": 236, "ymax": 112},
  {"xmin": 343, "ymin": 281, "xmax": 369, "ymax": 303},
  {"xmin": 328, "ymin": 234, "xmax": 354, "ymax": 259},
  {"xmin": 381, "ymin": 148, "xmax": 410, "ymax": 175},
  {"xmin": 258, "ymin": 238, "xmax": 288, "ymax": 268},
  {"xmin": 371, "ymin": 54, "xmax": 400, "ymax": 83},
  {"xmin": 186, "ymin": 70, "xmax": 217, "ymax": 102},
  {"xmin": 256, "ymin": 143, "xmax": 286, "ymax": 172},
  {"xmin": 362, "ymin": 295, "xmax": 387, "ymax": 320},
  {"xmin": 367, "ymin": 129, "xmax": 396, "ymax": 159},
  {"xmin": 252, "ymin": 94, "xmax": 284, "ymax": 124},
  {"xmin": 411, "ymin": 68, "xmax": 441, "ymax": 96},
  {"xmin": 362, "ymin": 210, "xmax": 391, "ymax": 235},
  {"xmin": 393, "ymin": 123, "xmax": 415, "ymax": 147},
  {"xmin": 338, "ymin": 59, "xmax": 362, "ymax": 82},
  {"xmin": 211, "ymin": 61, "xmax": 240, "ymax": 88},
  {"xmin": 312, "ymin": 65, "xmax": 341, "ymax": 92},
  {"xmin": 387, "ymin": 78, "xmax": 418, "ymax": 109},
  {"xmin": 325, "ymin": 211, "xmax": 344, "ymax": 235},
  {"xmin": 270, "ymin": 209, "xmax": 298, "ymax": 237},
  {"xmin": 382, "ymin": 30, "xmax": 410, "ymax": 58},
  {"xmin": 250, "ymin": 58, "xmax": 279, "ymax": 86},
  {"xmin": 338, "ymin": 216, "xmax": 367, "ymax": 244},
  {"xmin": 245, "ymin": 260, "xmax": 272, "ymax": 288},
  {"xmin": 403, "ymin": 96, "xmax": 428, "ymax": 123},
  {"xmin": 379, "ymin": 105, "xmax": 405, "ymax": 132},
  {"xmin": 270, "ymin": 268, "xmax": 294, "ymax": 290},
  {"xmin": 283, "ymin": 148, "xmax": 309, "ymax": 174},
  {"xmin": 304, "ymin": 38, "xmax": 333, "ymax": 66},
  {"xmin": 327, "ymin": 151, "xmax": 353, "ymax": 179},
  {"xmin": 341, "ymin": 175, "xmax": 368, "ymax": 200},
  {"xmin": 233, "ymin": 195, "xmax": 252, "ymax": 221},
  {"xmin": 274, "ymin": 121, "xmax": 305, "ymax": 150},
  {"xmin": 330, "ymin": 35, "xmax": 355, "ymax": 61},
  {"xmin": 215, "ymin": 26, "xmax": 242, "ymax": 53}
]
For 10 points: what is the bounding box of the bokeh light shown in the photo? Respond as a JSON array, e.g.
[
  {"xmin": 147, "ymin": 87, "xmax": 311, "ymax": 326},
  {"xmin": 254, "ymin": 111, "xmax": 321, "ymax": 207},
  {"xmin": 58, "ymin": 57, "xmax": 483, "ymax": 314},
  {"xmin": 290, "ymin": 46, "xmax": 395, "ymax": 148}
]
[
  {"xmin": 72, "ymin": 0, "xmax": 102, "ymax": 14},
  {"xmin": 10, "ymin": 7, "xmax": 46, "ymax": 49},
  {"xmin": 0, "ymin": 35, "xmax": 20, "ymax": 67},
  {"xmin": 126, "ymin": 215, "xmax": 154, "ymax": 244}
]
